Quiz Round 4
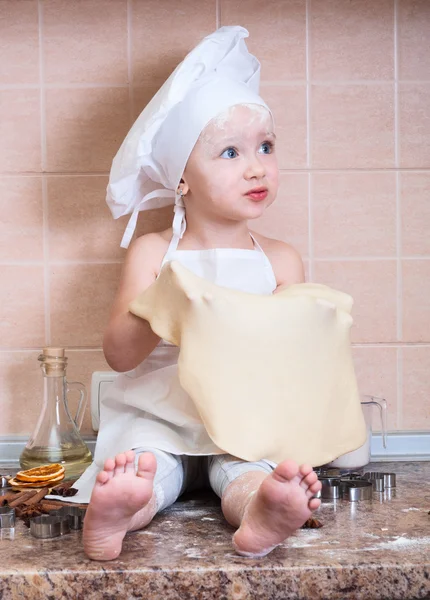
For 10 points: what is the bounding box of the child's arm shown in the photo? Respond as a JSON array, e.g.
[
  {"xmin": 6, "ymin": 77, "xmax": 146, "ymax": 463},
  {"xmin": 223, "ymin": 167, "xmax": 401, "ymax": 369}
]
[{"xmin": 103, "ymin": 233, "xmax": 169, "ymax": 372}]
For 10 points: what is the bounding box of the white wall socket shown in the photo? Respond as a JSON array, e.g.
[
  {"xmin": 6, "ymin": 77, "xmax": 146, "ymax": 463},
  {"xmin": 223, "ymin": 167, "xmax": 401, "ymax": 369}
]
[{"xmin": 90, "ymin": 371, "xmax": 118, "ymax": 431}]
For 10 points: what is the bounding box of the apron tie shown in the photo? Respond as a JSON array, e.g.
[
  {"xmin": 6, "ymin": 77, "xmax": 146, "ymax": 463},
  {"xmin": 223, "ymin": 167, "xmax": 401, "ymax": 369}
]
[
  {"xmin": 172, "ymin": 191, "xmax": 187, "ymax": 240},
  {"xmin": 120, "ymin": 189, "xmax": 176, "ymax": 249}
]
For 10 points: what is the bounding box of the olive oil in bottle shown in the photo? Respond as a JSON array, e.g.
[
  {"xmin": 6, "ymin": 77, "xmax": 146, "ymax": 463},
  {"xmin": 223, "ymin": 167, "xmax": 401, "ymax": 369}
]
[{"xmin": 19, "ymin": 348, "xmax": 92, "ymax": 481}]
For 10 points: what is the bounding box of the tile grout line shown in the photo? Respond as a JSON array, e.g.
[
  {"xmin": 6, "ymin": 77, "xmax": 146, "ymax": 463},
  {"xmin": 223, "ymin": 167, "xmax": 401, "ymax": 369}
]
[
  {"xmin": 0, "ymin": 172, "xmax": 108, "ymax": 177},
  {"xmin": 2, "ymin": 256, "xmax": 430, "ymax": 267},
  {"xmin": 38, "ymin": 0, "xmax": 50, "ymax": 345},
  {"xmin": 0, "ymin": 83, "xmax": 132, "ymax": 90},
  {"xmin": 1, "ymin": 80, "xmax": 430, "ymax": 91},
  {"xmin": 352, "ymin": 342, "xmax": 430, "ymax": 348},
  {"xmin": 394, "ymin": 0, "xmax": 403, "ymax": 428},
  {"xmin": 0, "ymin": 260, "xmax": 124, "ymax": 266},
  {"xmin": 41, "ymin": 177, "xmax": 51, "ymax": 345},
  {"xmin": 1, "ymin": 343, "xmax": 429, "ymax": 354},
  {"xmin": 126, "ymin": 0, "xmax": 134, "ymax": 126},
  {"xmin": 314, "ymin": 256, "xmax": 428, "ymax": 261},
  {"xmin": 307, "ymin": 173, "xmax": 313, "ymax": 281},
  {"xmin": 305, "ymin": 0, "xmax": 311, "ymax": 171},
  {"xmin": 38, "ymin": 0, "xmax": 47, "ymax": 170},
  {"xmin": 216, "ymin": 0, "xmax": 221, "ymax": 28},
  {"xmin": 305, "ymin": 0, "xmax": 313, "ymax": 281},
  {"xmin": 0, "ymin": 348, "xmax": 105, "ymax": 353},
  {"xmin": 2, "ymin": 168, "xmax": 430, "ymax": 178},
  {"xmin": 258, "ymin": 80, "xmax": 416, "ymax": 86},
  {"xmin": 397, "ymin": 347, "xmax": 403, "ymax": 429}
]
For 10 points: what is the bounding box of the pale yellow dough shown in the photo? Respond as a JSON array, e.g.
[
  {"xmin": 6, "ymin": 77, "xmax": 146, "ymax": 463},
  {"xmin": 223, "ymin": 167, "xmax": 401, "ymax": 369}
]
[{"xmin": 129, "ymin": 261, "xmax": 366, "ymax": 466}]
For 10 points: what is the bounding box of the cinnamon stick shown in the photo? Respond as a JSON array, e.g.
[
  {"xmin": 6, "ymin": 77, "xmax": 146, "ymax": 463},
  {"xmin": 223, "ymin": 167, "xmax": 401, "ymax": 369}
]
[
  {"xmin": 8, "ymin": 490, "xmax": 38, "ymax": 508},
  {"xmin": 23, "ymin": 487, "xmax": 50, "ymax": 506},
  {"xmin": 1, "ymin": 491, "xmax": 18, "ymax": 505}
]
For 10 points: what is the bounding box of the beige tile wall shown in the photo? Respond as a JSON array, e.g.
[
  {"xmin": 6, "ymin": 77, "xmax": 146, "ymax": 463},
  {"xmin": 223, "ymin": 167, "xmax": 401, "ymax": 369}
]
[{"xmin": 1, "ymin": 0, "xmax": 429, "ymax": 436}]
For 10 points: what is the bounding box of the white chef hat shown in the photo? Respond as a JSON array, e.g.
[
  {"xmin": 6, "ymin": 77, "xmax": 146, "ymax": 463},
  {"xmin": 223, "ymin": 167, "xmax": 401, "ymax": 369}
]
[{"xmin": 106, "ymin": 26, "xmax": 272, "ymax": 249}]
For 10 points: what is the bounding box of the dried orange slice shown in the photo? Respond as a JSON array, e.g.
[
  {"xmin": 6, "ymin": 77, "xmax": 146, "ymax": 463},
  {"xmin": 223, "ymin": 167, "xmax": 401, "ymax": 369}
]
[
  {"xmin": 15, "ymin": 463, "xmax": 65, "ymax": 483},
  {"xmin": 9, "ymin": 472, "xmax": 65, "ymax": 488}
]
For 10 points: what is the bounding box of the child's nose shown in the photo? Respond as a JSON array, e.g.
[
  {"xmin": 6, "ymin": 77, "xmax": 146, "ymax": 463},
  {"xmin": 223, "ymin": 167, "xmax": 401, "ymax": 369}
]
[{"xmin": 244, "ymin": 155, "xmax": 266, "ymax": 179}]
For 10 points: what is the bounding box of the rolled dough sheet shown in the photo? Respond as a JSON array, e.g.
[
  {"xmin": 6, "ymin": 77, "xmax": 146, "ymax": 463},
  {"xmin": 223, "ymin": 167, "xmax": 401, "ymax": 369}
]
[{"xmin": 129, "ymin": 261, "xmax": 366, "ymax": 466}]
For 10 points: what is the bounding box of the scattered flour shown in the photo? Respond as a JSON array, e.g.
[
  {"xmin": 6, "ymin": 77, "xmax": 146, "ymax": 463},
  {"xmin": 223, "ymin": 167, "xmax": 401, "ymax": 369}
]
[
  {"xmin": 358, "ymin": 536, "xmax": 430, "ymax": 552},
  {"xmin": 201, "ymin": 517, "xmax": 216, "ymax": 521},
  {"xmin": 184, "ymin": 546, "xmax": 206, "ymax": 559},
  {"xmin": 287, "ymin": 530, "xmax": 323, "ymax": 548},
  {"xmin": 320, "ymin": 540, "xmax": 340, "ymax": 545},
  {"xmin": 401, "ymin": 507, "xmax": 421, "ymax": 512},
  {"xmin": 287, "ymin": 539, "xmax": 316, "ymax": 549},
  {"xmin": 175, "ymin": 509, "xmax": 213, "ymax": 518}
]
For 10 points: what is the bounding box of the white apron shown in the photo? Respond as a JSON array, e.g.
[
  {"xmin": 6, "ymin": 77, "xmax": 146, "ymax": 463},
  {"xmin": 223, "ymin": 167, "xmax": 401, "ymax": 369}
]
[{"xmin": 69, "ymin": 233, "xmax": 277, "ymax": 502}]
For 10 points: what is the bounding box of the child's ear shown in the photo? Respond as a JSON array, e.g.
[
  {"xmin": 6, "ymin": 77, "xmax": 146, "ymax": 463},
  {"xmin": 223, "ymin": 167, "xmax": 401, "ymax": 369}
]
[{"xmin": 178, "ymin": 177, "xmax": 190, "ymax": 196}]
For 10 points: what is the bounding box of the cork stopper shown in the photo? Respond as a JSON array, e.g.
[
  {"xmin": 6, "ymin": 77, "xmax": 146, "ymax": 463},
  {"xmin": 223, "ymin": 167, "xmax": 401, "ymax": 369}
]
[
  {"xmin": 42, "ymin": 347, "xmax": 65, "ymax": 358},
  {"xmin": 39, "ymin": 347, "xmax": 67, "ymax": 377}
]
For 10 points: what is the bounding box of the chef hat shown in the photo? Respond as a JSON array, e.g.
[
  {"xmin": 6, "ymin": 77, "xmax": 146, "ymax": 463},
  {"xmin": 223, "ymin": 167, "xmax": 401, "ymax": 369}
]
[{"xmin": 106, "ymin": 26, "xmax": 272, "ymax": 249}]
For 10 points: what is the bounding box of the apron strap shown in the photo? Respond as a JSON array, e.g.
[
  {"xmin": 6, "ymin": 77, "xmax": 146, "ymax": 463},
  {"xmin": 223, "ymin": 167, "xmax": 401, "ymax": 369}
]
[
  {"xmin": 158, "ymin": 192, "xmax": 187, "ymax": 272},
  {"xmin": 249, "ymin": 232, "xmax": 264, "ymax": 252},
  {"xmin": 170, "ymin": 191, "xmax": 187, "ymax": 250},
  {"xmin": 249, "ymin": 233, "xmax": 278, "ymax": 291}
]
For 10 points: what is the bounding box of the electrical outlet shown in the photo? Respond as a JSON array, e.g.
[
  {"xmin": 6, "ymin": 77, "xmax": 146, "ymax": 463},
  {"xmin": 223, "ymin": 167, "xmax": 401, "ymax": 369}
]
[{"xmin": 90, "ymin": 371, "xmax": 118, "ymax": 431}]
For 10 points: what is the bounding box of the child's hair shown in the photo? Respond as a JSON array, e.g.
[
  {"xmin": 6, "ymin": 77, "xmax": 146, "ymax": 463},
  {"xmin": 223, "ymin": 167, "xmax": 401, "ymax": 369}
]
[{"xmin": 203, "ymin": 103, "xmax": 272, "ymax": 132}]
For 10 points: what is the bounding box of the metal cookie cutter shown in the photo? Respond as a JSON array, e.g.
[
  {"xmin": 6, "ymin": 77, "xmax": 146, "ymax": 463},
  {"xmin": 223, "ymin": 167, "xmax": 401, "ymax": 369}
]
[
  {"xmin": 30, "ymin": 515, "xmax": 70, "ymax": 539},
  {"xmin": 341, "ymin": 480, "xmax": 373, "ymax": 502},
  {"xmin": 0, "ymin": 476, "xmax": 10, "ymax": 488},
  {"xmin": 340, "ymin": 472, "xmax": 364, "ymax": 481},
  {"xmin": 0, "ymin": 506, "xmax": 16, "ymax": 528},
  {"xmin": 319, "ymin": 477, "xmax": 341, "ymax": 500},
  {"xmin": 365, "ymin": 471, "xmax": 397, "ymax": 489},
  {"xmin": 381, "ymin": 473, "xmax": 396, "ymax": 488},
  {"xmin": 50, "ymin": 505, "xmax": 86, "ymax": 530},
  {"xmin": 363, "ymin": 472, "xmax": 385, "ymax": 492}
]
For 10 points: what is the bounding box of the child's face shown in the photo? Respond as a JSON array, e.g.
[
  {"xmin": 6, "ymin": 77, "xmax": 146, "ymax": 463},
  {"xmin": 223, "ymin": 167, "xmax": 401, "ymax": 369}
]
[{"xmin": 182, "ymin": 104, "xmax": 278, "ymax": 225}]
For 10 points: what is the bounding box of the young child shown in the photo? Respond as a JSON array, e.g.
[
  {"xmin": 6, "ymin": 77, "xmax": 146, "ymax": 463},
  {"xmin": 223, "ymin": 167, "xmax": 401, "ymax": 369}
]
[{"xmin": 79, "ymin": 26, "xmax": 322, "ymax": 561}]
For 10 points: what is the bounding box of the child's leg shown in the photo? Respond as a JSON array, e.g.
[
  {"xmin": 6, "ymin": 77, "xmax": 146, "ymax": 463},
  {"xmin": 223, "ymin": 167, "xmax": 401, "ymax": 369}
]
[
  {"xmin": 84, "ymin": 448, "xmax": 187, "ymax": 561},
  {"xmin": 208, "ymin": 455, "xmax": 322, "ymax": 558}
]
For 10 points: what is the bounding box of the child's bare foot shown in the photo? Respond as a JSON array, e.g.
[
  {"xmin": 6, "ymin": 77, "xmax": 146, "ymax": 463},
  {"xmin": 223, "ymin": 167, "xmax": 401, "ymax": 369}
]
[
  {"xmin": 83, "ymin": 450, "xmax": 157, "ymax": 561},
  {"xmin": 232, "ymin": 460, "xmax": 321, "ymax": 558}
]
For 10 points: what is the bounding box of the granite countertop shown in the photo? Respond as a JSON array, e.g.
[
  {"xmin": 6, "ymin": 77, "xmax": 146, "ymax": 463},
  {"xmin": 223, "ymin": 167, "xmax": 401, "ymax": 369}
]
[{"xmin": 0, "ymin": 461, "xmax": 429, "ymax": 600}]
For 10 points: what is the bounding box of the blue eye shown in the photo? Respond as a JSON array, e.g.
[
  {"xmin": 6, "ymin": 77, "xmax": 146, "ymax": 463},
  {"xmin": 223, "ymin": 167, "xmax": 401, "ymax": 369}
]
[
  {"xmin": 259, "ymin": 141, "xmax": 274, "ymax": 154},
  {"xmin": 220, "ymin": 147, "xmax": 238, "ymax": 159}
]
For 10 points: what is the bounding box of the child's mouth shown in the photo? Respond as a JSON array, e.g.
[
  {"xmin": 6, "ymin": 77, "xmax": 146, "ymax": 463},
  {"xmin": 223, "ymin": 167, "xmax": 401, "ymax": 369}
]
[{"xmin": 246, "ymin": 189, "xmax": 268, "ymax": 201}]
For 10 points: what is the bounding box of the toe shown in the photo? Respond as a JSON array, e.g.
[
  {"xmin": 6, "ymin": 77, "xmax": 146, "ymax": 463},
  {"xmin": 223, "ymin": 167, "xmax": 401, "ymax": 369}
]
[
  {"xmin": 114, "ymin": 453, "xmax": 127, "ymax": 476},
  {"xmin": 305, "ymin": 482, "xmax": 322, "ymax": 499},
  {"xmin": 95, "ymin": 470, "xmax": 110, "ymax": 486},
  {"xmin": 309, "ymin": 480, "xmax": 322, "ymax": 494},
  {"xmin": 103, "ymin": 458, "xmax": 115, "ymax": 480},
  {"xmin": 124, "ymin": 450, "xmax": 136, "ymax": 473},
  {"xmin": 308, "ymin": 497, "xmax": 321, "ymax": 511},
  {"xmin": 301, "ymin": 471, "xmax": 318, "ymax": 489},
  {"xmin": 272, "ymin": 460, "xmax": 300, "ymax": 483},
  {"xmin": 299, "ymin": 464, "xmax": 314, "ymax": 478},
  {"xmin": 137, "ymin": 452, "xmax": 157, "ymax": 479}
]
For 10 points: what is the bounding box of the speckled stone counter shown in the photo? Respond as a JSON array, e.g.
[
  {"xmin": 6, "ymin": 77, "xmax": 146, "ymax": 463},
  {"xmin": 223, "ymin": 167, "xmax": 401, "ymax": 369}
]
[{"xmin": 0, "ymin": 461, "xmax": 429, "ymax": 599}]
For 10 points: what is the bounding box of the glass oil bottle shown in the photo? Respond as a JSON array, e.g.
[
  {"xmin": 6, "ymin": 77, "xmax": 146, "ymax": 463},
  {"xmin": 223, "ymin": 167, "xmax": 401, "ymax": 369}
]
[{"xmin": 19, "ymin": 347, "xmax": 92, "ymax": 480}]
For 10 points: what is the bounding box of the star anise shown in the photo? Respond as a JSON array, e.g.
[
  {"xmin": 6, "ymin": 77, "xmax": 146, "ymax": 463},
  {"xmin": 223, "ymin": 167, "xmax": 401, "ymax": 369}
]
[{"xmin": 301, "ymin": 517, "xmax": 323, "ymax": 529}]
